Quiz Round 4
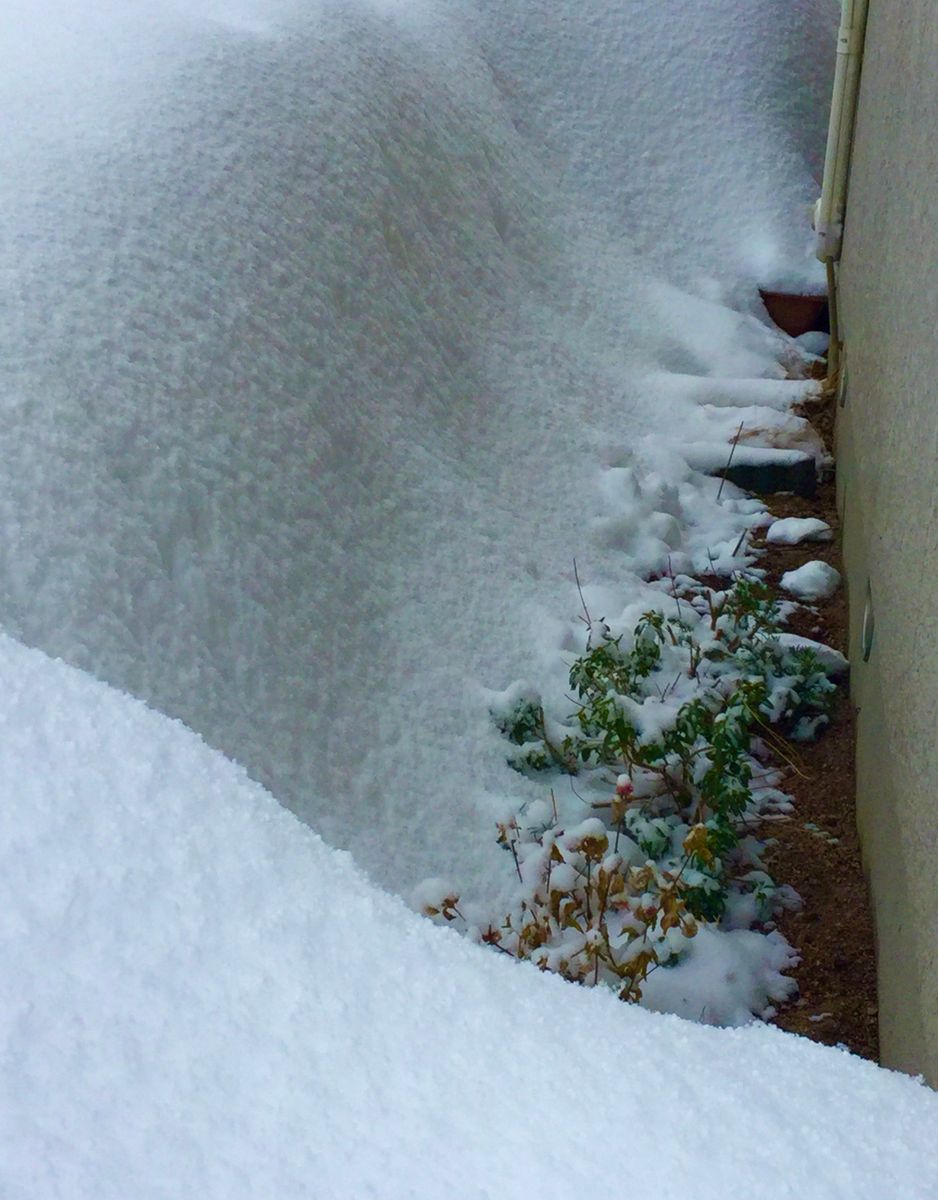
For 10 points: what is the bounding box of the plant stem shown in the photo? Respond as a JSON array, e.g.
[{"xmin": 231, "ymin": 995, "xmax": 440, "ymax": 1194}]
[{"xmin": 716, "ymin": 421, "xmax": 745, "ymax": 502}]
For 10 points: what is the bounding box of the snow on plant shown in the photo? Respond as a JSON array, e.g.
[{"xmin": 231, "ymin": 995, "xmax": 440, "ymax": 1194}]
[{"xmin": 424, "ymin": 575, "xmax": 834, "ymax": 1004}]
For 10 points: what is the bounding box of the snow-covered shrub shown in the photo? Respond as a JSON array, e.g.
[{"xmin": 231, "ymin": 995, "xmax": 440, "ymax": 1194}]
[{"xmin": 428, "ymin": 577, "xmax": 834, "ymax": 1005}]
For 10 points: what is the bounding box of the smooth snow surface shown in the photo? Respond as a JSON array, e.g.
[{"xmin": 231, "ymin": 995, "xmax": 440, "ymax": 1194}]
[
  {"xmin": 0, "ymin": 0, "xmax": 834, "ymax": 899},
  {"xmin": 781, "ymin": 560, "xmax": 842, "ymax": 600},
  {"xmin": 794, "ymin": 330, "xmax": 832, "ymax": 357},
  {"xmin": 767, "ymin": 517, "xmax": 834, "ymax": 545},
  {"xmin": 3, "ymin": 638, "xmax": 938, "ymax": 1200}
]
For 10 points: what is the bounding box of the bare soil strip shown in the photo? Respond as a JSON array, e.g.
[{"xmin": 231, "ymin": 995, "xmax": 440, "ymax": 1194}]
[{"xmin": 756, "ymin": 390, "xmax": 878, "ymax": 1060}]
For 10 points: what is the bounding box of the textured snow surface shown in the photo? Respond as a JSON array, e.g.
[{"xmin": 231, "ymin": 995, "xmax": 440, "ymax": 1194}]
[
  {"xmin": 0, "ymin": 0, "xmax": 834, "ymax": 899},
  {"xmin": 2, "ymin": 637, "xmax": 937, "ymax": 1200},
  {"xmin": 472, "ymin": 0, "xmax": 838, "ymax": 294},
  {"xmin": 781, "ymin": 560, "xmax": 842, "ymax": 600}
]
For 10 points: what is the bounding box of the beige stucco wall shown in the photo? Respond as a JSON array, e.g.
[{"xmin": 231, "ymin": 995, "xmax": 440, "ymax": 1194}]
[{"xmin": 836, "ymin": 1, "xmax": 938, "ymax": 1084}]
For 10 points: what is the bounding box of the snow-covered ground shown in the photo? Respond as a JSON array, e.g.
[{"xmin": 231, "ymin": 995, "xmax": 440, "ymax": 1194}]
[
  {"xmin": 2, "ymin": 636, "xmax": 937, "ymax": 1200},
  {"xmin": 4, "ymin": 1, "xmax": 937, "ymax": 1193}
]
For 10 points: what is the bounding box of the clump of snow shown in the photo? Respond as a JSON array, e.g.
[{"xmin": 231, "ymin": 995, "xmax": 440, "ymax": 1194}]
[
  {"xmin": 766, "ymin": 517, "xmax": 834, "ymax": 545},
  {"xmin": 2, "ymin": 635, "xmax": 938, "ymax": 1200},
  {"xmin": 794, "ymin": 330, "xmax": 831, "ymax": 357},
  {"xmin": 781, "ymin": 561, "xmax": 842, "ymax": 601},
  {"xmin": 791, "ymin": 713, "xmax": 831, "ymax": 743},
  {"xmin": 777, "ymin": 633, "xmax": 849, "ymax": 677},
  {"xmin": 682, "ymin": 442, "xmax": 818, "ymax": 472},
  {"xmin": 641, "ymin": 927, "xmax": 798, "ymax": 1026},
  {"xmin": 411, "ymin": 876, "xmax": 463, "ymax": 922}
]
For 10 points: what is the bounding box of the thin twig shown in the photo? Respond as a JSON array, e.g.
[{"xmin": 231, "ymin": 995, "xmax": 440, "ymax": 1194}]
[
  {"xmin": 508, "ymin": 839, "xmax": 523, "ymax": 883},
  {"xmin": 667, "ymin": 554, "xmax": 684, "ymax": 625},
  {"xmin": 660, "ymin": 671, "xmax": 682, "ymax": 703},
  {"xmin": 573, "ymin": 557, "xmax": 592, "ymax": 626},
  {"xmin": 751, "ymin": 716, "xmax": 812, "ymax": 779},
  {"xmin": 716, "ymin": 421, "xmax": 745, "ymax": 502},
  {"xmin": 568, "ymin": 777, "xmax": 591, "ymax": 808}
]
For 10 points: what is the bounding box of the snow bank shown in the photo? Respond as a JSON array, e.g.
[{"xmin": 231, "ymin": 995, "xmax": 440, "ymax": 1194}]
[
  {"xmin": 0, "ymin": 0, "xmax": 830, "ymax": 900},
  {"xmin": 1, "ymin": 637, "xmax": 936, "ymax": 1200},
  {"xmin": 472, "ymin": 0, "xmax": 838, "ymax": 295}
]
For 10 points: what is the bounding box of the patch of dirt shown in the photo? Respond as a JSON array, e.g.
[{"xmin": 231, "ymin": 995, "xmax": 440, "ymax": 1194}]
[{"xmin": 746, "ymin": 393, "xmax": 879, "ymax": 1061}]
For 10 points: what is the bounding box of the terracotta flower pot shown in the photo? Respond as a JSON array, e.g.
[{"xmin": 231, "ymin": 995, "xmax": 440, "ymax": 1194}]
[{"xmin": 758, "ymin": 290, "xmax": 829, "ymax": 338}]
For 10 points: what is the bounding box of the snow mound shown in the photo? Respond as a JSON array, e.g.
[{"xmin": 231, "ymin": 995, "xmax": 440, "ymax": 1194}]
[
  {"xmin": 781, "ymin": 560, "xmax": 842, "ymax": 600},
  {"xmin": 1, "ymin": 636, "xmax": 937, "ymax": 1200},
  {"xmin": 641, "ymin": 926, "xmax": 798, "ymax": 1026},
  {"xmin": 777, "ymin": 633, "xmax": 849, "ymax": 677},
  {"xmin": 767, "ymin": 517, "xmax": 835, "ymax": 545}
]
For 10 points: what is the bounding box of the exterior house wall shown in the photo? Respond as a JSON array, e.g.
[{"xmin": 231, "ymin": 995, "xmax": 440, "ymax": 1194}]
[{"xmin": 836, "ymin": 0, "xmax": 938, "ymax": 1084}]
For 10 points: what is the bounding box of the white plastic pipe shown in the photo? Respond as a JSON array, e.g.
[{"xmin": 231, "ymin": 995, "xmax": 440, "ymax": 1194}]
[{"xmin": 813, "ymin": 0, "xmax": 870, "ymax": 262}]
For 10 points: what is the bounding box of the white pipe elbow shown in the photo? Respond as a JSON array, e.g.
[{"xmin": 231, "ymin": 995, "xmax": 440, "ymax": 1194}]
[{"xmin": 813, "ymin": 0, "xmax": 869, "ymax": 262}]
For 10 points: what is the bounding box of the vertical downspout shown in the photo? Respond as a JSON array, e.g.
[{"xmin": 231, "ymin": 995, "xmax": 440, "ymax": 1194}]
[{"xmin": 813, "ymin": 0, "xmax": 870, "ymax": 380}]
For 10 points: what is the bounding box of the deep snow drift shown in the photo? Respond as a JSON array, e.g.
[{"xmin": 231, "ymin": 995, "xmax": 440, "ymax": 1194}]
[
  {"xmin": 472, "ymin": 0, "xmax": 838, "ymax": 293},
  {"xmin": 0, "ymin": 0, "xmax": 834, "ymax": 901},
  {"xmin": 2, "ymin": 636, "xmax": 937, "ymax": 1200},
  {"xmin": 4, "ymin": 4, "xmax": 938, "ymax": 1193}
]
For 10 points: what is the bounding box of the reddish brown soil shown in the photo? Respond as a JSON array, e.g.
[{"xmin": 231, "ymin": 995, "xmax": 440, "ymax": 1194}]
[{"xmin": 749, "ymin": 390, "xmax": 879, "ymax": 1060}]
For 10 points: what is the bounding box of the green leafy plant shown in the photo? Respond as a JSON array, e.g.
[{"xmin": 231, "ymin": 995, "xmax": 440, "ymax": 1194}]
[{"xmin": 430, "ymin": 575, "xmax": 836, "ymax": 1002}]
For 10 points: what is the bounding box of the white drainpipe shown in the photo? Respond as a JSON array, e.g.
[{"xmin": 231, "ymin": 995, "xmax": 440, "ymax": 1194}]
[
  {"xmin": 812, "ymin": 0, "xmax": 870, "ymax": 376},
  {"xmin": 814, "ymin": 0, "xmax": 870, "ymax": 263}
]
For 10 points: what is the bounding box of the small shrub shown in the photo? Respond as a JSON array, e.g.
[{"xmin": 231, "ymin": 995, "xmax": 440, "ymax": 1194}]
[{"xmin": 430, "ymin": 575, "xmax": 837, "ymax": 1003}]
